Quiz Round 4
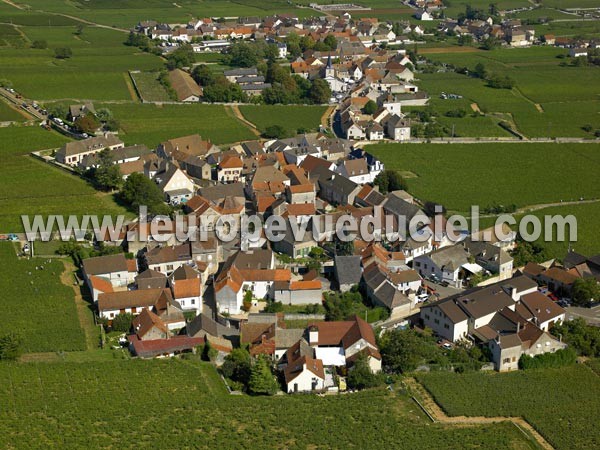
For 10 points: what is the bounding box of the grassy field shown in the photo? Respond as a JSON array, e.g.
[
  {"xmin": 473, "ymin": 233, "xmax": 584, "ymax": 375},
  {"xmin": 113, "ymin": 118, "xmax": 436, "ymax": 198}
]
[
  {"xmin": 104, "ymin": 103, "xmax": 256, "ymax": 147},
  {"xmin": 417, "ymin": 365, "xmax": 600, "ymax": 450},
  {"xmin": 0, "ymin": 126, "xmax": 130, "ymax": 232},
  {"xmin": 0, "ymin": 24, "xmax": 162, "ymax": 101},
  {"xmin": 421, "ymin": 47, "xmax": 600, "ymax": 138},
  {"xmin": 129, "ymin": 71, "xmax": 171, "ymax": 102},
  {"xmin": 0, "ymin": 243, "xmax": 86, "ymax": 352},
  {"xmin": 239, "ymin": 105, "xmax": 328, "ymax": 135},
  {"xmin": 7, "ymin": 0, "xmax": 319, "ymax": 28},
  {"xmin": 479, "ymin": 201, "xmax": 600, "ymax": 261},
  {"xmin": 0, "ymin": 100, "xmax": 25, "ymax": 122},
  {"xmin": 367, "ymin": 142, "xmax": 600, "ymax": 212},
  {"xmin": 0, "ymin": 358, "xmax": 540, "ymax": 449},
  {"xmin": 0, "ymin": 23, "xmax": 26, "ymax": 47}
]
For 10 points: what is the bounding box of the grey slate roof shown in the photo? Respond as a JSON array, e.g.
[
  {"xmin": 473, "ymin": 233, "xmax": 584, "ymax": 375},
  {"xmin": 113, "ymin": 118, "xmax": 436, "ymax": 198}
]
[{"xmin": 334, "ymin": 255, "xmax": 362, "ymax": 286}]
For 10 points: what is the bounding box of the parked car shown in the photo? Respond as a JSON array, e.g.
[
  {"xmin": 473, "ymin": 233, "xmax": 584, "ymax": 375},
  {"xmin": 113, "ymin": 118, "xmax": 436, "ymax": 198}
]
[
  {"xmin": 427, "ymin": 274, "xmax": 440, "ymax": 283},
  {"xmin": 416, "ymin": 293, "xmax": 429, "ymax": 303}
]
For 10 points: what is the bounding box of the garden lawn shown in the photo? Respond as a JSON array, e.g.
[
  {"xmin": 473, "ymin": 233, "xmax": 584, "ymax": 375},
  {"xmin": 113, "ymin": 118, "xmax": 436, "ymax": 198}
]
[
  {"xmin": 417, "ymin": 365, "xmax": 600, "ymax": 450},
  {"xmin": 0, "ymin": 358, "xmax": 539, "ymax": 449},
  {"xmin": 0, "ymin": 126, "xmax": 130, "ymax": 232},
  {"xmin": 239, "ymin": 105, "xmax": 328, "ymax": 135},
  {"xmin": 367, "ymin": 142, "xmax": 600, "ymax": 212},
  {"xmin": 105, "ymin": 103, "xmax": 255, "ymax": 147},
  {"xmin": 0, "ymin": 243, "xmax": 85, "ymax": 352}
]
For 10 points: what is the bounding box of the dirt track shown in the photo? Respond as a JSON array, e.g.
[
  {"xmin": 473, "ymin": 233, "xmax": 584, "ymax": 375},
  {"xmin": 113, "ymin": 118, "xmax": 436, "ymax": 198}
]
[{"xmin": 405, "ymin": 378, "xmax": 554, "ymax": 450}]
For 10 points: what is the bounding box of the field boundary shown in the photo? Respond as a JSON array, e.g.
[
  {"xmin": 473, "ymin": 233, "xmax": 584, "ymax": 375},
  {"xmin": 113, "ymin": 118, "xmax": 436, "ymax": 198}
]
[
  {"xmin": 406, "ymin": 377, "xmax": 553, "ymax": 450},
  {"xmin": 227, "ymin": 104, "xmax": 261, "ymax": 137},
  {"xmin": 60, "ymin": 259, "xmax": 99, "ymax": 351}
]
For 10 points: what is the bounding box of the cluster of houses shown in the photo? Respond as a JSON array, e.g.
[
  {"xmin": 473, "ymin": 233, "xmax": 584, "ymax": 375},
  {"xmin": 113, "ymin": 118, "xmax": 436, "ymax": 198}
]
[
  {"xmin": 420, "ymin": 274, "xmax": 567, "ymax": 371},
  {"xmin": 80, "ymin": 247, "xmax": 383, "ymax": 392},
  {"xmin": 133, "ymin": 13, "xmax": 429, "ymax": 113},
  {"xmin": 437, "ymin": 16, "xmax": 536, "ymax": 47},
  {"xmin": 421, "ymin": 250, "xmax": 600, "ymax": 371},
  {"xmin": 135, "ymin": 13, "xmax": 427, "ymax": 49}
]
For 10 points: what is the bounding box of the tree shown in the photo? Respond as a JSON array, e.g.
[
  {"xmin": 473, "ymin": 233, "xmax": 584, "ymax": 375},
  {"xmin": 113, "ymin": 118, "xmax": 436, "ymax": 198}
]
[
  {"xmin": 362, "ymin": 99, "xmax": 378, "ymax": 115},
  {"xmin": 31, "ymin": 40, "xmax": 47, "ymax": 49},
  {"xmin": 323, "ymin": 34, "xmax": 338, "ymax": 51},
  {"xmin": 262, "ymin": 124, "xmax": 288, "ymax": 139},
  {"xmin": 125, "ymin": 31, "xmax": 150, "ymax": 48},
  {"xmin": 323, "ymin": 289, "xmax": 367, "ymax": 321},
  {"xmin": 510, "ymin": 240, "xmax": 547, "ymax": 267},
  {"xmin": 192, "ymin": 64, "xmax": 215, "ymax": 86},
  {"xmin": 309, "ymin": 78, "xmax": 331, "ymax": 104},
  {"xmin": 228, "ymin": 42, "xmax": 259, "ymax": 67},
  {"xmin": 379, "ymin": 328, "xmax": 447, "ymax": 373},
  {"xmin": 457, "ymin": 34, "xmax": 473, "ymax": 46},
  {"xmin": 299, "ymin": 35, "xmax": 315, "ymax": 52},
  {"xmin": 95, "ymin": 108, "xmax": 113, "ymax": 122},
  {"xmin": 486, "ymin": 73, "xmax": 515, "ymax": 89},
  {"xmin": 374, "ymin": 170, "xmax": 406, "ymax": 194},
  {"xmin": 481, "ymin": 37, "xmax": 500, "ymax": 50},
  {"xmin": 551, "ymin": 318, "xmax": 600, "ymax": 357},
  {"xmin": 93, "ymin": 148, "xmax": 123, "ymax": 191},
  {"xmin": 221, "ymin": 348, "xmax": 252, "ymax": 386},
  {"xmin": 473, "ymin": 62, "xmax": 487, "ymax": 79},
  {"xmin": 54, "ymin": 47, "xmax": 73, "ymax": 59},
  {"xmin": 165, "ymin": 44, "xmax": 195, "ymax": 70},
  {"xmin": 572, "ymin": 278, "xmax": 600, "ymax": 307},
  {"xmin": 48, "ymin": 104, "xmax": 67, "ymax": 120},
  {"xmin": 0, "ymin": 332, "xmax": 22, "ymax": 361},
  {"xmin": 347, "ymin": 353, "xmax": 381, "ymax": 390},
  {"xmin": 248, "ymin": 354, "xmax": 279, "ymax": 395},
  {"xmin": 242, "ymin": 290, "xmax": 253, "ymax": 312},
  {"xmin": 120, "ymin": 173, "xmax": 171, "ymax": 216},
  {"xmin": 104, "ymin": 118, "xmax": 120, "ymax": 132},
  {"xmin": 73, "ymin": 114, "xmax": 100, "ymax": 133},
  {"xmin": 111, "ymin": 313, "xmax": 133, "ymax": 332}
]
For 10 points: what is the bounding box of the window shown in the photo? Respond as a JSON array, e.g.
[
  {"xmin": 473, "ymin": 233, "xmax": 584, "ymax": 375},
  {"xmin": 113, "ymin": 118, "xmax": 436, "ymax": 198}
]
[
  {"xmin": 425, "ymin": 314, "xmax": 430, "ymax": 320},
  {"xmin": 191, "ymin": 299, "xmax": 195, "ymax": 305},
  {"xmin": 444, "ymin": 324, "xmax": 449, "ymax": 329},
  {"xmin": 110, "ymin": 313, "xmax": 114, "ymax": 319},
  {"xmin": 434, "ymin": 319, "xmax": 439, "ymax": 325},
  {"xmin": 503, "ymin": 358, "xmax": 510, "ymax": 364}
]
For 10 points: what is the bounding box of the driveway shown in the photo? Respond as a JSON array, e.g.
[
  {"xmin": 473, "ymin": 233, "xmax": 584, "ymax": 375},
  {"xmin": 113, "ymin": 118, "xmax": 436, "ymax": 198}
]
[{"xmin": 423, "ymin": 281, "xmax": 463, "ymax": 300}]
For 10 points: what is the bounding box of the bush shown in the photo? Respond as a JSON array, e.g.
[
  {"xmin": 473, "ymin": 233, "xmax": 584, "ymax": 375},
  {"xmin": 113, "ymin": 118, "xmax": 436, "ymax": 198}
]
[
  {"xmin": 54, "ymin": 47, "xmax": 73, "ymax": 59},
  {"xmin": 31, "ymin": 40, "xmax": 47, "ymax": 49},
  {"xmin": 0, "ymin": 332, "xmax": 23, "ymax": 361},
  {"xmin": 518, "ymin": 348, "xmax": 577, "ymax": 370},
  {"xmin": 262, "ymin": 124, "xmax": 288, "ymax": 139},
  {"xmin": 111, "ymin": 313, "xmax": 134, "ymax": 332}
]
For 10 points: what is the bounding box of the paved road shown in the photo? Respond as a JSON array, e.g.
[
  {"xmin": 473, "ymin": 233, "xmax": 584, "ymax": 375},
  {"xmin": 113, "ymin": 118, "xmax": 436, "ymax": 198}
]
[
  {"xmin": 565, "ymin": 305, "xmax": 600, "ymax": 325},
  {"xmin": 0, "ymin": 88, "xmax": 45, "ymax": 121}
]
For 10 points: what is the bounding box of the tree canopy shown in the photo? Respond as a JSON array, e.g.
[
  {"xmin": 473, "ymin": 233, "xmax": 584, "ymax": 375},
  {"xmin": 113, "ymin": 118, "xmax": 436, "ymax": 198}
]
[
  {"xmin": 248, "ymin": 354, "xmax": 279, "ymax": 395},
  {"xmin": 120, "ymin": 173, "xmax": 172, "ymax": 216}
]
